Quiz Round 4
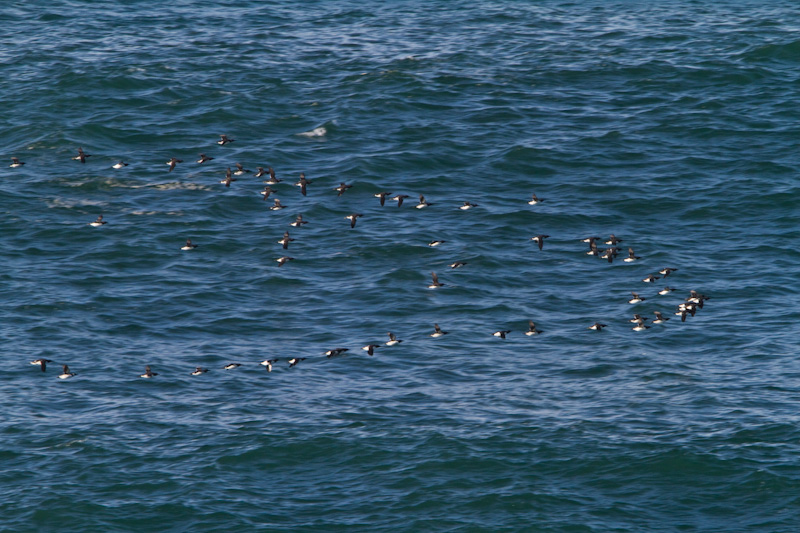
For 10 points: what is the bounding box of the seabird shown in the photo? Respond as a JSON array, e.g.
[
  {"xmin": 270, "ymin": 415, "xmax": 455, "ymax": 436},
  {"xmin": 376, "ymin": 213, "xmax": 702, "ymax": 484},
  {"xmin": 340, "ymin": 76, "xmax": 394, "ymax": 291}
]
[
  {"xmin": 278, "ymin": 231, "xmax": 295, "ymax": 249},
  {"xmin": 658, "ymin": 287, "xmax": 676, "ymax": 295},
  {"xmin": 112, "ymin": 161, "xmax": 128, "ymax": 169},
  {"xmin": 30, "ymin": 358, "xmax": 53, "ymax": 372},
  {"xmin": 10, "ymin": 157, "xmax": 24, "ymax": 167},
  {"xmin": 223, "ymin": 363, "xmax": 241, "ymax": 370},
  {"xmin": 325, "ymin": 348, "xmax": 349, "ymax": 358},
  {"xmin": 140, "ymin": 365, "xmax": 158, "ymax": 378},
  {"xmin": 288, "ymin": 357, "xmax": 306, "ymax": 367},
  {"xmin": 415, "ymin": 195, "xmax": 432, "ymax": 209},
  {"xmin": 605, "ymin": 234, "xmax": 622, "ymax": 245},
  {"xmin": 218, "ymin": 134, "xmax": 234, "ymax": 145},
  {"xmin": 264, "ymin": 167, "xmax": 281, "ymax": 184},
  {"xmin": 221, "ymin": 168, "xmax": 236, "ymax": 187},
  {"xmin": 345, "ymin": 213, "xmax": 363, "ymax": 228},
  {"xmin": 492, "ymin": 330, "xmax": 511, "ymax": 339},
  {"xmin": 386, "ymin": 332, "xmax": 402, "ymax": 346},
  {"xmin": 334, "ymin": 182, "xmax": 352, "ymax": 196},
  {"xmin": 270, "ymin": 198, "xmax": 286, "ymax": 210},
  {"xmin": 659, "ymin": 268, "xmax": 679, "ymax": 277},
  {"xmin": 362, "ymin": 344, "xmax": 380, "ymax": 356},
  {"xmin": 531, "ymin": 234, "xmax": 550, "ymax": 250},
  {"xmin": 290, "ymin": 214, "xmax": 308, "ymax": 227},
  {"xmin": 392, "ymin": 194, "xmax": 409, "ymax": 207},
  {"xmin": 89, "ymin": 215, "xmax": 107, "ymax": 227},
  {"xmin": 632, "ymin": 323, "xmax": 651, "ymax": 331},
  {"xmin": 191, "ymin": 367, "xmax": 209, "ymax": 376},
  {"xmin": 642, "ymin": 274, "xmax": 660, "ymax": 283},
  {"xmin": 588, "ymin": 323, "xmax": 607, "ymax": 331},
  {"xmin": 166, "ymin": 157, "xmax": 182, "ymax": 172},
  {"xmin": 430, "ymin": 323, "xmax": 448, "ymax": 338},
  {"xmin": 234, "ymin": 162, "xmax": 250, "ymax": 175},
  {"xmin": 600, "ymin": 248, "xmax": 615, "ymax": 263},
  {"xmin": 428, "ymin": 271, "xmax": 444, "ymax": 289},
  {"xmin": 528, "ymin": 193, "xmax": 544, "ymax": 205},
  {"xmin": 525, "ymin": 320, "xmax": 542, "ymax": 336},
  {"xmin": 72, "ymin": 147, "xmax": 91, "ymax": 163},
  {"xmin": 449, "ymin": 261, "xmax": 467, "ymax": 269},
  {"xmin": 428, "ymin": 240, "xmax": 446, "ymax": 247},
  {"xmin": 181, "ymin": 239, "xmax": 198, "ymax": 250},
  {"xmin": 586, "ymin": 241, "xmax": 600, "ymax": 256},
  {"xmin": 58, "ymin": 365, "xmax": 77, "ymax": 379},
  {"xmin": 197, "ymin": 154, "xmax": 214, "ymax": 164},
  {"xmin": 276, "ymin": 256, "xmax": 294, "ymax": 266},
  {"xmin": 652, "ymin": 311, "xmax": 669, "ymax": 324},
  {"xmin": 254, "ymin": 167, "xmax": 267, "ymax": 178},
  {"xmin": 629, "ymin": 292, "xmax": 645, "ymax": 304},
  {"xmin": 260, "ymin": 359, "xmax": 279, "ymax": 372},
  {"xmin": 374, "ymin": 192, "xmax": 392, "ymax": 206},
  {"xmin": 459, "ymin": 202, "xmax": 478, "ymax": 210},
  {"xmin": 623, "ymin": 248, "xmax": 640, "ymax": 262},
  {"xmin": 295, "ymin": 173, "xmax": 311, "ymax": 196},
  {"xmin": 629, "ymin": 314, "xmax": 648, "ymax": 325},
  {"xmin": 581, "ymin": 236, "xmax": 601, "ymax": 244},
  {"xmin": 261, "ymin": 186, "xmax": 275, "ymax": 200}
]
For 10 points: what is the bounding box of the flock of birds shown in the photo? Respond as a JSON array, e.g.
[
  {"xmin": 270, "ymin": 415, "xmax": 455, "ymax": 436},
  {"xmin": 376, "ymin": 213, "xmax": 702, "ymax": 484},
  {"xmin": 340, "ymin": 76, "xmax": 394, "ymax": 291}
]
[{"xmin": 13, "ymin": 134, "xmax": 711, "ymax": 380}]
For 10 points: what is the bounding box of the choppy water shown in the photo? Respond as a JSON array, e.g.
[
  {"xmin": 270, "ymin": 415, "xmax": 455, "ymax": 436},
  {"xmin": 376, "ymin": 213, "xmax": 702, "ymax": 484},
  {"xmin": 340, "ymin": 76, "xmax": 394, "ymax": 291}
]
[{"xmin": 2, "ymin": 1, "xmax": 800, "ymax": 531}]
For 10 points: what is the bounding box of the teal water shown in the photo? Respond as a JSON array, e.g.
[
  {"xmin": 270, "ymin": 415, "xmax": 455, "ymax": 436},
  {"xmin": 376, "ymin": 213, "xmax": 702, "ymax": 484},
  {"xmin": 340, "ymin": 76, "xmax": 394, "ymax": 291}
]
[{"xmin": 2, "ymin": 1, "xmax": 800, "ymax": 531}]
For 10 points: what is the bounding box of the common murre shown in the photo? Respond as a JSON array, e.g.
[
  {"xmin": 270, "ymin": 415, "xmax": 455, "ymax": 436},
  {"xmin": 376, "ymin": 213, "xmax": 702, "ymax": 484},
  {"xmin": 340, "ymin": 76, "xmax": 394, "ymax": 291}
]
[
  {"xmin": 181, "ymin": 239, "xmax": 198, "ymax": 250},
  {"xmin": 290, "ymin": 215, "xmax": 308, "ymax": 227},
  {"xmin": 197, "ymin": 154, "xmax": 214, "ymax": 164},
  {"xmin": 89, "ymin": 215, "xmax": 107, "ymax": 227},
  {"xmin": 233, "ymin": 162, "xmax": 250, "ymax": 175},
  {"xmin": 528, "ymin": 193, "xmax": 544, "ymax": 205},
  {"xmin": 10, "ymin": 157, "xmax": 24, "ymax": 167},
  {"xmin": 492, "ymin": 330, "xmax": 511, "ymax": 339},
  {"xmin": 223, "ymin": 363, "xmax": 241, "ymax": 370},
  {"xmin": 287, "ymin": 357, "xmax": 306, "ymax": 367},
  {"xmin": 278, "ymin": 231, "xmax": 294, "ymax": 249},
  {"xmin": 166, "ymin": 157, "xmax": 182, "ymax": 172},
  {"xmin": 588, "ymin": 322, "xmax": 607, "ymax": 331},
  {"xmin": 642, "ymin": 274, "xmax": 660, "ymax": 283},
  {"xmin": 269, "ymin": 198, "xmax": 286, "ymax": 210},
  {"xmin": 374, "ymin": 192, "xmax": 392, "ymax": 206},
  {"xmin": 525, "ymin": 320, "xmax": 542, "ymax": 336},
  {"xmin": 428, "ymin": 272, "xmax": 444, "ymax": 289},
  {"xmin": 430, "ymin": 323, "xmax": 448, "ymax": 337},
  {"xmin": 58, "ymin": 365, "xmax": 77, "ymax": 379},
  {"xmin": 264, "ymin": 167, "xmax": 281, "ymax": 184},
  {"xmin": 531, "ymin": 234, "xmax": 550, "ymax": 250},
  {"xmin": 623, "ymin": 248, "xmax": 640, "ymax": 262},
  {"xmin": 392, "ymin": 194, "xmax": 409, "ymax": 207},
  {"xmin": 140, "ymin": 365, "xmax": 158, "ymax": 378},
  {"xmin": 325, "ymin": 348, "xmax": 349, "ymax": 358},
  {"xmin": 260, "ymin": 359, "xmax": 279, "ymax": 372},
  {"xmin": 217, "ymin": 134, "xmax": 234, "ymax": 145},
  {"xmin": 415, "ymin": 195, "xmax": 432, "ymax": 209},
  {"xmin": 295, "ymin": 173, "xmax": 311, "ymax": 196},
  {"xmin": 276, "ymin": 256, "xmax": 294, "ymax": 266},
  {"xmin": 191, "ymin": 367, "xmax": 209, "ymax": 376},
  {"xmin": 362, "ymin": 344, "xmax": 380, "ymax": 356},
  {"xmin": 334, "ymin": 182, "xmax": 352, "ymax": 196},
  {"xmin": 628, "ymin": 292, "xmax": 645, "ymax": 304},
  {"xmin": 385, "ymin": 332, "xmax": 402, "ymax": 346},
  {"xmin": 72, "ymin": 147, "xmax": 91, "ymax": 163},
  {"xmin": 652, "ymin": 311, "xmax": 669, "ymax": 324},
  {"xmin": 428, "ymin": 240, "xmax": 446, "ymax": 247},
  {"xmin": 459, "ymin": 202, "xmax": 478, "ymax": 210},
  {"xmin": 345, "ymin": 213, "xmax": 363, "ymax": 228},
  {"xmin": 659, "ymin": 267, "xmax": 678, "ymax": 277},
  {"xmin": 112, "ymin": 161, "xmax": 128, "ymax": 169},
  {"xmin": 30, "ymin": 358, "xmax": 53, "ymax": 372}
]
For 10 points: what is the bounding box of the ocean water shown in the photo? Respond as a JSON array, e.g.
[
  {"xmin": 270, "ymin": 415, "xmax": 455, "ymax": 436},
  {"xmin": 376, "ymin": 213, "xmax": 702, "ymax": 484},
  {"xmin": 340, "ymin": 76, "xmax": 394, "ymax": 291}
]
[{"xmin": 2, "ymin": 1, "xmax": 800, "ymax": 531}]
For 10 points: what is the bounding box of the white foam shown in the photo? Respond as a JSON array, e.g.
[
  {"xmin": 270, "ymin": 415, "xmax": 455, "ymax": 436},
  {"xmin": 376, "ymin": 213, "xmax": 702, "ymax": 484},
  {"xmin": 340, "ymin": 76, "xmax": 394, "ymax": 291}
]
[{"xmin": 297, "ymin": 126, "xmax": 327, "ymax": 137}]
